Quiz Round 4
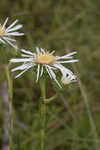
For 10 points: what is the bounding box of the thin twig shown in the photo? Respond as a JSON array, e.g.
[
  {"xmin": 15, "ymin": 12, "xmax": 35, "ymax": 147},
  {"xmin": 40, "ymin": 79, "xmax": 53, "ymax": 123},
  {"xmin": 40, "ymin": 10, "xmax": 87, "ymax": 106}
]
[
  {"xmin": 1, "ymin": 81, "xmax": 9, "ymax": 150},
  {"xmin": 5, "ymin": 66, "xmax": 13, "ymax": 150}
]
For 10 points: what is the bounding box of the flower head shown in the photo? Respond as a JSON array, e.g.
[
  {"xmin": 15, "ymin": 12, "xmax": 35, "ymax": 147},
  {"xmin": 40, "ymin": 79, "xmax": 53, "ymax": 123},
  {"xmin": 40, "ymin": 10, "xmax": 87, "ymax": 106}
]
[
  {"xmin": 10, "ymin": 48, "xmax": 78, "ymax": 87},
  {"xmin": 61, "ymin": 74, "xmax": 77, "ymax": 85},
  {"xmin": 0, "ymin": 18, "xmax": 24, "ymax": 49}
]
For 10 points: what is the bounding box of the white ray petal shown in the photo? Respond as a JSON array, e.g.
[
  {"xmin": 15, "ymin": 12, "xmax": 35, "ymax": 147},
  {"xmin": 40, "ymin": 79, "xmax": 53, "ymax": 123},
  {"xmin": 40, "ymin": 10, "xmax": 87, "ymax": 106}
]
[
  {"xmin": 65, "ymin": 51, "xmax": 77, "ymax": 57},
  {"xmin": 46, "ymin": 66, "xmax": 52, "ymax": 79},
  {"xmin": 55, "ymin": 52, "xmax": 77, "ymax": 60},
  {"xmin": 21, "ymin": 54, "xmax": 33, "ymax": 58},
  {"xmin": 3, "ymin": 37, "xmax": 16, "ymax": 42},
  {"xmin": 2, "ymin": 18, "xmax": 8, "ymax": 29},
  {"xmin": 50, "ymin": 50, "xmax": 55, "ymax": 55},
  {"xmin": 46, "ymin": 65, "xmax": 57, "ymax": 70},
  {"xmin": 6, "ymin": 24, "xmax": 23, "ymax": 32},
  {"xmin": 48, "ymin": 67, "xmax": 56, "ymax": 79},
  {"xmin": 11, "ymin": 64, "xmax": 28, "ymax": 72},
  {"xmin": 41, "ymin": 48, "xmax": 45, "ymax": 54},
  {"xmin": 4, "ymin": 38, "xmax": 17, "ymax": 49},
  {"xmin": 55, "ymin": 56, "xmax": 73, "ymax": 60},
  {"xmin": 15, "ymin": 64, "xmax": 34, "ymax": 78},
  {"xmin": 36, "ymin": 47, "xmax": 40, "ymax": 54},
  {"xmin": 6, "ymin": 32, "xmax": 24, "ymax": 36},
  {"xmin": 0, "ymin": 38, "xmax": 6, "ymax": 44},
  {"xmin": 36, "ymin": 64, "xmax": 40, "ymax": 82},
  {"xmin": 21, "ymin": 49, "xmax": 35, "ymax": 56},
  {"xmin": 48, "ymin": 66, "xmax": 61, "ymax": 88},
  {"xmin": 6, "ymin": 19, "xmax": 18, "ymax": 30},
  {"xmin": 10, "ymin": 58, "xmax": 33, "ymax": 63},
  {"xmin": 15, "ymin": 69, "xmax": 28, "ymax": 78},
  {"xmin": 40, "ymin": 66, "xmax": 44, "ymax": 77},
  {"xmin": 56, "ymin": 60, "xmax": 78, "ymax": 63},
  {"xmin": 54, "ymin": 63, "xmax": 73, "ymax": 77}
]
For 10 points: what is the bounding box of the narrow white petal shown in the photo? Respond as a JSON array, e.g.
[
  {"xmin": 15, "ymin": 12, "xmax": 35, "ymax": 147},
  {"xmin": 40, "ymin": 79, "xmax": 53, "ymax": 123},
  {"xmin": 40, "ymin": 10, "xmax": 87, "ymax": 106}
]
[
  {"xmin": 55, "ymin": 56, "xmax": 73, "ymax": 60},
  {"xmin": 6, "ymin": 24, "xmax": 23, "ymax": 32},
  {"xmin": 46, "ymin": 66, "xmax": 52, "ymax": 79},
  {"xmin": 0, "ymin": 38, "xmax": 6, "ymax": 44},
  {"xmin": 15, "ymin": 64, "xmax": 33, "ymax": 78},
  {"xmin": 65, "ymin": 51, "xmax": 77, "ymax": 57},
  {"xmin": 40, "ymin": 66, "xmax": 44, "ymax": 77},
  {"xmin": 11, "ymin": 64, "xmax": 28, "ymax": 72},
  {"xmin": 56, "ymin": 60, "xmax": 78, "ymax": 63},
  {"xmin": 55, "ymin": 52, "xmax": 77, "ymax": 60},
  {"xmin": 36, "ymin": 64, "xmax": 40, "ymax": 82},
  {"xmin": 46, "ymin": 65, "xmax": 57, "ymax": 70},
  {"xmin": 15, "ymin": 69, "xmax": 28, "ymax": 78},
  {"xmin": 21, "ymin": 54, "xmax": 33, "ymax": 58},
  {"xmin": 21, "ymin": 49, "xmax": 35, "ymax": 56},
  {"xmin": 48, "ymin": 67, "xmax": 56, "ymax": 79},
  {"xmin": 10, "ymin": 58, "xmax": 33, "ymax": 63},
  {"xmin": 36, "ymin": 47, "xmax": 40, "ymax": 54},
  {"xmin": 4, "ymin": 38, "xmax": 17, "ymax": 49},
  {"xmin": 53, "ymin": 63, "xmax": 74, "ymax": 78},
  {"xmin": 2, "ymin": 18, "xmax": 8, "ymax": 29},
  {"xmin": 6, "ymin": 20, "xmax": 18, "ymax": 30},
  {"xmin": 41, "ymin": 48, "xmax": 45, "ymax": 54},
  {"xmin": 50, "ymin": 50, "xmax": 55, "ymax": 55},
  {"xmin": 3, "ymin": 37, "xmax": 16, "ymax": 42},
  {"xmin": 48, "ymin": 66, "xmax": 61, "ymax": 88},
  {"xmin": 6, "ymin": 32, "xmax": 24, "ymax": 36}
]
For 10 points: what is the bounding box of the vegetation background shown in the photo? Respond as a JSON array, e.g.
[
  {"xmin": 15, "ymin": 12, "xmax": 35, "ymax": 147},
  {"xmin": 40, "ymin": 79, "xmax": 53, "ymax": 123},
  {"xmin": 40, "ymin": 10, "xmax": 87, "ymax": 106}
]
[{"xmin": 0, "ymin": 0, "xmax": 100, "ymax": 149}]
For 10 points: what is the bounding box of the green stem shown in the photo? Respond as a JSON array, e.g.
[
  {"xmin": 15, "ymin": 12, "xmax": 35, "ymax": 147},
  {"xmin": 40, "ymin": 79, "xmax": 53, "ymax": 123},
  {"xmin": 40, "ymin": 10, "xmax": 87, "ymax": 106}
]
[
  {"xmin": 44, "ymin": 94, "xmax": 58, "ymax": 104},
  {"xmin": 40, "ymin": 78, "xmax": 46, "ymax": 150},
  {"xmin": 5, "ymin": 66, "xmax": 13, "ymax": 150}
]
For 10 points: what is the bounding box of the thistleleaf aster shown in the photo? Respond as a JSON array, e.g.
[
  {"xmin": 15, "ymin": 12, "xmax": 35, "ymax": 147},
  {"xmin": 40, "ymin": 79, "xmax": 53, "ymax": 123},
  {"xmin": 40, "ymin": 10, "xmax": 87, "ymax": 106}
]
[
  {"xmin": 0, "ymin": 18, "xmax": 24, "ymax": 49},
  {"xmin": 10, "ymin": 48, "xmax": 78, "ymax": 87}
]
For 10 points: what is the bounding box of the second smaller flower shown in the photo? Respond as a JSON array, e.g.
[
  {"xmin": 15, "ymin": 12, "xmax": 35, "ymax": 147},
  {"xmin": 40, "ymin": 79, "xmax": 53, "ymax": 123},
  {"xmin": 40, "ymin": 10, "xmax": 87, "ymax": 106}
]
[{"xmin": 0, "ymin": 18, "xmax": 24, "ymax": 49}]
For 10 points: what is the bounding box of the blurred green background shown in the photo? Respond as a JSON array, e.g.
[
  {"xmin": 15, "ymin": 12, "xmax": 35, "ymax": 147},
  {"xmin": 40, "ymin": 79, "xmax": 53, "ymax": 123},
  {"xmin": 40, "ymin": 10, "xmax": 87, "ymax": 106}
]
[{"xmin": 0, "ymin": 0, "xmax": 100, "ymax": 149}]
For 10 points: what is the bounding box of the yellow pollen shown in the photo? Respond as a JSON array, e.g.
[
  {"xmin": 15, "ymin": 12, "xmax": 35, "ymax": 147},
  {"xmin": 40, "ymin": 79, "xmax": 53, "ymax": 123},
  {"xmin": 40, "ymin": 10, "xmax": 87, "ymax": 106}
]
[
  {"xmin": 36, "ymin": 53, "xmax": 55, "ymax": 65},
  {"xmin": 0, "ymin": 27, "xmax": 5, "ymax": 37}
]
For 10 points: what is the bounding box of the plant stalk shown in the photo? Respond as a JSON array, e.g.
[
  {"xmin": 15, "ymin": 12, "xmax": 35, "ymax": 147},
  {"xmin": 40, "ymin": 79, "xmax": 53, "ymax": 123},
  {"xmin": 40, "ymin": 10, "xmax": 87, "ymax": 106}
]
[
  {"xmin": 40, "ymin": 78, "xmax": 46, "ymax": 150},
  {"xmin": 5, "ymin": 66, "xmax": 13, "ymax": 150}
]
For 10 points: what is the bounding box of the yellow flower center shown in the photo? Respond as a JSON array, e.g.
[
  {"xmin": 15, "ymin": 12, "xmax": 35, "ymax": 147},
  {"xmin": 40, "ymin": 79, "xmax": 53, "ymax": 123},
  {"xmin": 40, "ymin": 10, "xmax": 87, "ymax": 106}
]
[
  {"xmin": 0, "ymin": 26, "xmax": 5, "ymax": 37},
  {"xmin": 35, "ymin": 53, "xmax": 55, "ymax": 65}
]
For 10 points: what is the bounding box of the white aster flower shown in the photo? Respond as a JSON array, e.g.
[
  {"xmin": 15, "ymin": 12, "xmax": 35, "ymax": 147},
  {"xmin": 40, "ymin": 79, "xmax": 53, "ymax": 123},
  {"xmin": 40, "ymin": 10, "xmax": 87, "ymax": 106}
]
[
  {"xmin": 10, "ymin": 48, "xmax": 78, "ymax": 87},
  {"xmin": 61, "ymin": 74, "xmax": 77, "ymax": 85},
  {"xmin": 0, "ymin": 17, "xmax": 24, "ymax": 49}
]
